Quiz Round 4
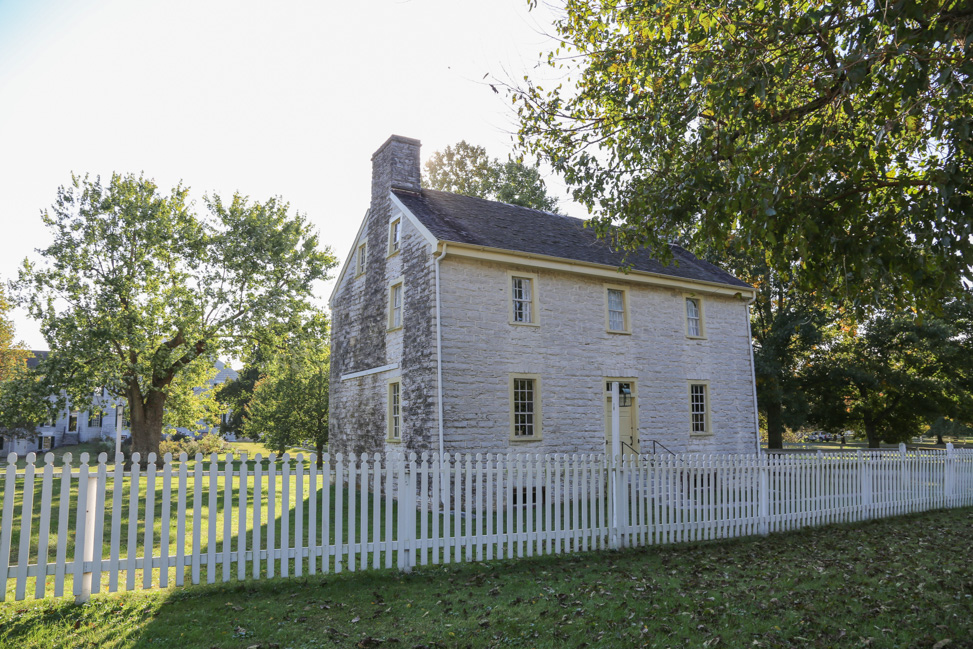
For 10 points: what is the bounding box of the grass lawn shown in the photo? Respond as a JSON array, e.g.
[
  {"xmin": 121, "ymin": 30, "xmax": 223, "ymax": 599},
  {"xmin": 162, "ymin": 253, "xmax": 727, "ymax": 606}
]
[{"xmin": 1, "ymin": 507, "xmax": 971, "ymax": 649}]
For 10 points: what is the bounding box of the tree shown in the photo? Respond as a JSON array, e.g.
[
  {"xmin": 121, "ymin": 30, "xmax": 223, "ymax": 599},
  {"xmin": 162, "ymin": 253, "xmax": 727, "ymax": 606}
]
[
  {"xmin": 243, "ymin": 314, "xmax": 330, "ymax": 465},
  {"xmin": 804, "ymin": 301, "xmax": 973, "ymax": 447},
  {"xmin": 13, "ymin": 173, "xmax": 336, "ymax": 460},
  {"xmin": 515, "ymin": 1, "xmax": 973, "ymax": 312},
  {"xmin": 424, "ymin": 141, "xmax": 559, "ymax": 211},
  {"xmin": 700, "ymin": 240, "xmax": 830, "ymax": 449},
  {"xmin": 0, "ymin": 283, "xmax": 30, "ymax": 383}
]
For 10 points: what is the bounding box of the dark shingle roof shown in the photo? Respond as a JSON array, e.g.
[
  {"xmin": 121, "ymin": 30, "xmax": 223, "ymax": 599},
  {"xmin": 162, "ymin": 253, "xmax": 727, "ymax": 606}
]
[
  {"xmin": 393, "ymin": 189, "xmax": 751, "ymax": 289},
  {"xmin": 27, "ymin": 350, "xmax": 48, "ymax": 369}
]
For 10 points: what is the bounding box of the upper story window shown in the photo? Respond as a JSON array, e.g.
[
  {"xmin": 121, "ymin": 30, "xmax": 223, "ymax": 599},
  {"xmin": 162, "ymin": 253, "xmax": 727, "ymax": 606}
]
[
  {"xmin": 356, "ymin": 241, "xmax": 367, "ymax": 276},
  {"xmin": 388, "ymin": 279, "xmax": 404, "ymax": 330},
  {"xmin": 88, "ymin": 411, "xmax": 103, "ymax": 428},
  {"xmin": 686, "ymin": 297, "xmax": 704, "ymax": 338},
  {"xmin": 606, "ymin": 287, "xmax": 629, "ymax": 333},
  {"xmin": 509, "ymin": 273, "xmax": 538, "ymax": 325},
  {"xmin": 690, "ymin": 382, "xmax": 710, "ymax": 435},
  {"xmin": 388, "ymin": 217, "xmax": 401, "ymax": 255}
]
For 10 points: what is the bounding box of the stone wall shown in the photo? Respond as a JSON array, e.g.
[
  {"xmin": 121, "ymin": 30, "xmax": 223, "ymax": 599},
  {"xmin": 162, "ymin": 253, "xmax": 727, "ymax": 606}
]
[
  {"xmin": 330, "ymin": 136, "xmax": 437, "ymax": 458},
  {"xmin": 437, "ymin": 256, "xmax": 758, "ymax": 456}
]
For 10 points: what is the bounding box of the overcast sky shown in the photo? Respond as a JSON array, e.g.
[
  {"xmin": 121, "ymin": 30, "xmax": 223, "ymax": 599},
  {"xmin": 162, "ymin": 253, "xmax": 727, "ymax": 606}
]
[{"xmin": 0, "ymin": 0, "xmax": 573, "ymax": 350}]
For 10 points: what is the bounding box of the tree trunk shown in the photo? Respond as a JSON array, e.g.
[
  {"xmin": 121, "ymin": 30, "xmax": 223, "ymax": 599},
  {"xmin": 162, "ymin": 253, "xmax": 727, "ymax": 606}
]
[
  {"xmin": 864, "ymin": 414, "xmax": 881, "ymax": 449},
  {"xmin": 130, "ymin": 390, "xmax": 166, "ymax": 464},
  {"xmin": 766, "ymin": 401, "xmax": 785, "ymax": 449},
  {"xmin": 316, "ymin": 438, "xmax": 324, "ymax": 468}
]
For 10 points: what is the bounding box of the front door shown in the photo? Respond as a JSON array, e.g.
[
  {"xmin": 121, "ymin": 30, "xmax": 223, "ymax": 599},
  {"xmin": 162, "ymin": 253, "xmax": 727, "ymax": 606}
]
[{"xmin": 604, "ymin": 380, "xmax": 639, "ymax": 456}]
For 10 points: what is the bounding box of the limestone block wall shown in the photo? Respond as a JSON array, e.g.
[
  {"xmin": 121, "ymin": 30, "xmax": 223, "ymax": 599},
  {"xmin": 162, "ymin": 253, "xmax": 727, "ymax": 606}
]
[
  {"xmin": 329, "ymin": 205, "xmax": 437, "ymax": 458},
  {"xmin": 437, "ymin": 256, "xmax": 758, "ymax": 456}
]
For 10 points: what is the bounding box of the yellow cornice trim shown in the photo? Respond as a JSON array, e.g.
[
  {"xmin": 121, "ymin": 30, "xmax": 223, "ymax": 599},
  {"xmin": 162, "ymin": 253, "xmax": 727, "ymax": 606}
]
[{"xmin": 443, "ymin": 242, "xmax": 755, "ymax": 298}]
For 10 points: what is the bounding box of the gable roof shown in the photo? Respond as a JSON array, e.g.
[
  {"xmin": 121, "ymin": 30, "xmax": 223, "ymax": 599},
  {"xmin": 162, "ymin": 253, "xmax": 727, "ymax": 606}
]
[{"xmin": 392, "ymin": 188, "xmax": 751, "ymax": 290}]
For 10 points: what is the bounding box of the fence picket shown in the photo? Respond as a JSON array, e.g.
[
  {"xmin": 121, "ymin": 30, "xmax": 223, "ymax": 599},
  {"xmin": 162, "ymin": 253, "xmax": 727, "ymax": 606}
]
[{"xmin": 3, "ymin": 448, "xmax": 973, "ymax": 602}]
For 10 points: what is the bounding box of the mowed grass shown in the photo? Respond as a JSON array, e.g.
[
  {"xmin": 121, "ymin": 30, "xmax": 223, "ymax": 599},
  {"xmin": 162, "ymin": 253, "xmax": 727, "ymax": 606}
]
[{"xmin": 2, "ymin": 507, "xmax": 971, "ymax": 649}]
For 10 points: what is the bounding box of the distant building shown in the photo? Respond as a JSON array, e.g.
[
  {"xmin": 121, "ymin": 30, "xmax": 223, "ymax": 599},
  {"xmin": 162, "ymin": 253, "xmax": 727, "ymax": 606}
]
[{"xmin": 0, "ymin": 354, "xmax": 237, "ymax": 456}]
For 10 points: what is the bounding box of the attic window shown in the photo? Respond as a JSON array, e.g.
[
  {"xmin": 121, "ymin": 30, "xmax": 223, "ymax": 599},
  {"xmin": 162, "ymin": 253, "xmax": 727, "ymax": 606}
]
[
  {"xmin": 357, "ymin": 242, "xmax": 367, "ymax": 276},
  {"xmin": 388, "ymin": 217, "xmax": 401, "ymax": 255}
]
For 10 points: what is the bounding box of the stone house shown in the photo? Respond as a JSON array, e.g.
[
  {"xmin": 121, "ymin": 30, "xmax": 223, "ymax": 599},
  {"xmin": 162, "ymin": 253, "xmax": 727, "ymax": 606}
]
[{"xmin": 328, "ymin": 135, "xmax": 759, "ymax": 459}]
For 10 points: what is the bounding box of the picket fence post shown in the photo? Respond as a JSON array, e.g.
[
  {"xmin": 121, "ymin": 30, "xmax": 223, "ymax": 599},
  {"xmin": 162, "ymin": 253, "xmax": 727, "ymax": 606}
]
[
  {"xmin": 758, "ymin": 455, "xmax": 769, "ymax": 536},
  {"xmin": 397, "ymin": 454, "xmax": 417, "ymax": 573},
  {"xmin": 859, "ymin": 450, "xmax": 872, "ymax": 520},
  {"xmin": 76, "ymin": 454, "xmax": 98, "ymax": 603},
  {"xmin": 945, "ymin": 443, "xmax": 955, "ymax": 507}
]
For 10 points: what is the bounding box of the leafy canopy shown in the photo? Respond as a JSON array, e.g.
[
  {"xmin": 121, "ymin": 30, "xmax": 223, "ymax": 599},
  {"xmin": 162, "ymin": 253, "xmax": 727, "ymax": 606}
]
[
  {"xmin": 13, "ymin": 173, "xmax": 336, "ymax": 456},
  {"xmin": 804, "ymin": 300, "xmax": 973, "ymax": 446},
  {"xmin": 243, "ymin": 312, "xmax": 330, "ymax": 463},
  {"xmin": 516, "ymin": 0, "xmax": 973, "ymax": 311},
  {"xmin": 424, "ymin": 141, "xmax": 559, "ymax": 211}
]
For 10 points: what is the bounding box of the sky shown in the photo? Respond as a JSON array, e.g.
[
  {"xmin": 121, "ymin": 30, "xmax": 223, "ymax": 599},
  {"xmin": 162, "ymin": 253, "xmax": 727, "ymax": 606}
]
[{"xmin": 0, "ymin": 0, "xmax": 574, "ymax": 351}]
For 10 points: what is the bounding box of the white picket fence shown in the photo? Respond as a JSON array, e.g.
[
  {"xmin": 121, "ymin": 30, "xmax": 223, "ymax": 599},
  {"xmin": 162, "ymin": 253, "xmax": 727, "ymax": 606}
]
[{"xmin": 2, "ymin": 445, "xmax": 972, "ymax": 603}]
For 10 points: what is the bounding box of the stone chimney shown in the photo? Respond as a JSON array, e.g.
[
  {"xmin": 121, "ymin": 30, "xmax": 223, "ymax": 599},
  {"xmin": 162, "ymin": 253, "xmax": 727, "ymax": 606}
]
[{"xmin": 371, "ymin": 135, "xmax": 421, "ymax": 202}]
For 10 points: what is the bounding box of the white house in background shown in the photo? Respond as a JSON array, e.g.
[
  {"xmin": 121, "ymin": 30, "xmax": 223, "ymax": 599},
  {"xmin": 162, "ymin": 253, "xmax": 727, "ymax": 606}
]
[
  {"xmin": 0, "ymin": 355, "xmax": 238, "ymax": 456},
  {"xmin": 328, "ymin": 135, "xmax": 760, "ymax": 460}
]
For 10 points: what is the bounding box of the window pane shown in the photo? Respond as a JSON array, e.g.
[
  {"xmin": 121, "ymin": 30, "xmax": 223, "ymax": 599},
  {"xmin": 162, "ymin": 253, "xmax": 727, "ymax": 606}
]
[
  {"xmin": 608, "ymin": 289, "xmax": 625, "ymax": 331},
  {"xmin": 686, "ymin": 298, "xmax": 701, "ymax": 336},
  {"xmin": 513, "ymin": 378, "xmax": 535, "ymax": 436},
  {"xmin": 391, "ymin": 284, "xmax": 403, "ymax": 327},
  {"xmin": 512, "ymin": 278, "xmax": 532, "ymax": 323},
  {"xmin": 391, "ymin": 383, "xmax": 401, "ymax": 439},
  {"xmin": 690, "ymin": 384, "xmax": 707, "ymax": 433}
]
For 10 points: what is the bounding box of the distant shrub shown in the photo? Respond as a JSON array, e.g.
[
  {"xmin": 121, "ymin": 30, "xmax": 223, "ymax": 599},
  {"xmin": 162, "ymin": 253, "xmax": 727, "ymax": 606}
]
[{"xmin": 158, "ymin": 434, "xmax": 228, "ymax": 459}]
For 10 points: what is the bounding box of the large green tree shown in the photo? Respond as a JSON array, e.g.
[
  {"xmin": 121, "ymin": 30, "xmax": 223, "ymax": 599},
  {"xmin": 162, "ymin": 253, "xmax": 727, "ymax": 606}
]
[
  {"xmin": 424, "ymin": 141, "xmax": 559, "ymax": 211},
  {"xmin": 0, "ymin": 285, "xmax": 45, "ymax": 440},
  {"xmin": 699, "ymin": 240, "xmax": 830, "ymax": 448},
  {"xmin": 804, "ymin": 301, "xmax": 973, "ymax": 447},
  {"xmin": 243, "ymin": 314, "xmax": 330, "ymax": 465},
  {"xmin": 13, "ymin": 173, "xmax": 336, "ymax": 459},
  {"xmin": 515, "ymin": 0, "xmax": 973, "ymax": 311}
]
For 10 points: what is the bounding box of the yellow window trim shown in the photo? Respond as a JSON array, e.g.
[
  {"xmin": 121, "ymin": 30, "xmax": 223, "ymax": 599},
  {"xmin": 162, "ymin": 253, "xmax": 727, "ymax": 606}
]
[
  {"xmin": 387, "ymin": 276, "xmax": 404, "ymax": 331},
  {"xmin": 387, "ymin": 378, "xmax": 402, "ymax": 442},
  {"xmin": 604, "ymin": 283, "xmax": 631, "ymax": 334},
  {"xmin": 684, "ymin": 293, "xmax": 707, "ymax": 339},
  {"xmin": 508, "ymin": 373, "xmax": 542, "ymax": 441},
  {"xmin": 687, "ymin": 380, "xmax": 713, "ymax": 436},
  {"xmin": 507, "ymin": 270, "xmax": 540, "ymax": 327},
  {"xmin": 387, "ymin": 216, "xmax": 402, "ymax": 257},
  {"xmin": 356, "ymin": 241, "xmax": 367, "ymax": 277}
]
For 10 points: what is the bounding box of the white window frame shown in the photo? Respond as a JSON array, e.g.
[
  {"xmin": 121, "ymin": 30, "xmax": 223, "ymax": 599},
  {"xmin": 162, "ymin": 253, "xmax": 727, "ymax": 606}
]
[
  {"xmin": 509, "ymin": 374, "xmax": 542, "ymax": 441},
  {"xmin": 387, "ymin": 379, "xmax": 401, "ymax": 442},
  {"xmin": 688, "ymin": 381, "xmax": 711, "ymax": 436},
  {"xmin": 604, "ymin": 284, "xmax": 631, "ymax": 334},
  {"xmin": 685, "ymin": 295, "xmax": 706, "ymax": 339},
  {"xmin": 356, "ymin": 241, "xmax": 367, "ymax": 277},
  {"xmin": 388, "ymin": 277, "xmax": 404, "ymax": 331},
  {"xmin": 388, "ymin": 217, "xmax": 401, "ymax": 256},
  {"xmin": 508, "ymin": 271, "xmax": 539, "ymax": 326}
]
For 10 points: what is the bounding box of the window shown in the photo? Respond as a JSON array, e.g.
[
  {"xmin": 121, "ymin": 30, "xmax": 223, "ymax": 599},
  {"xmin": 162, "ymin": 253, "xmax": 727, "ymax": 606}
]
[
  {"xmin": 690, "ymin": 383, "xmax": 710, "ymax": 435},
  {"xmin": 509, "ymin": 375, "xmax": 542, "ymax": 440},
  {"xmin": 388, "ymin": 280, "xmax": 403, "ymax": 330},
  {"xmin": 686, "ymin": 297, "xmax": 704, "ymax": 338},
  {"xmin": 68, "ymin": 411, "xmax": 79, "ymax": 433},
  {"xmin": 606, "ymin": 287, "xmax": 629, "ymax": 333},
  {"xmin": 356, "ymin": 242, "xmax": 367, "ymax": 276},
  {"xmin": 387, "ymin": 380, "xmax": 401, "ymax": 441},
  {"xmin": 388, "ymin": 217, "xmax": 401, "ymax": 255},
  {"xmin": 510, "ymin": 275, "xmax": 536, "ymax": 324},
  {"xmin": 40, "ymin": 436, "xmax": 53, "ymax": 451},
  {"xmin": 88, "ymin": 411, "xmax": 103, "ymax": 428}
]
